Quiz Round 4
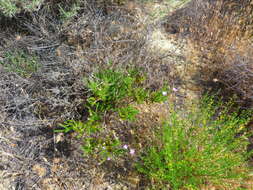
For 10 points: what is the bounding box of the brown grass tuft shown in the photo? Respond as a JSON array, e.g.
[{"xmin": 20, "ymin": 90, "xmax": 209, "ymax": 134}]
[{"xmin": 165, "ymin": 0, "xmax": 253, "ymax": 106}]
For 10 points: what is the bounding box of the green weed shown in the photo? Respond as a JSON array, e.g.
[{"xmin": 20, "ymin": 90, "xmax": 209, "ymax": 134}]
[
  {"xmin": 57, "ymin": 66, "xmax": 168, "ymax": 162},
  {"xmin": 0, "ymin": 50, "xmax": 39, "ymax": 78},
  {"xmin": 59, "ymin": 3, "xmax": 80, "ymax": 22},
  {"xmin": 0, "ymin": 0, "xmax": 43, "ymax": 17},
  {"xmin": 0, "ymin": 0, "xmax": 18, "ymax": 17},
  {"xmin": 118, "ymin": 105, "xmax": 139, "ymax": 121},
  {"xmin": 84, "ymin": 67, "xmax": 166, "ymax": 115},
  {"xmin": 136, "ymin": 96, "xmax": 253, "ymax": 189}
]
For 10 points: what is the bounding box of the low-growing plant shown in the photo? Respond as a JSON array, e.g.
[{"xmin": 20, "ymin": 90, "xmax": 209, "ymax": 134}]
[
  {"xmin": 0, "ymin": 0, "xmax": 43, "ymax": 17},
  {"xmin": 84, "ymin": 67, "xmax": 167, "ymax": 118},
  {"xmin": 118, "ymin": 105, "xmax": 139, "ymax": 121},
  {"xmin": 59, "ymin": 3, "xmax": 81, "ymax": 22},
  {"xmin": 0, "ymin": 50, "xmax": 39, "ymax": 78},
  {"xmin": 137, "ymin": 0, "xmax": 191, "ymax": 21},
  {"xmin": 57, "ymin": 66, "xmax": 168, "ymax": 161},
  {"xmin": 136, "ymin": 96, "xmax": 253, "ymax": 189}
]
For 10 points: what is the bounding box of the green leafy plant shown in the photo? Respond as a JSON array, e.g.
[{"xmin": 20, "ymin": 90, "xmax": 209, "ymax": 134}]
[
  {"xmin": 59, "ymin": 3, "xmax": 80, "ymax": 22},
  {"xmin": 84, "ymin": 67, "xmax": 166, "ymax": 116},
  {"xmin": 0, "ymin": 50, "xmax": 39, "ymax": 78},
  {"xmin": 85, "ymin": 68, "xmax": 134, "ymax": 113},
  {"xmin": 0, "ymin": 0, "xmax": 18, "ymax": 17},
  {"xmin": 82, "ymin": 135, "xmax": 125, "ymax": 160},
  {"xmin": 118, "ymin": 105, "xmax": 139, "ymax": 121},
  {"xmin": 0, "ymin": 0, "xmax": 43, "ymax": 17},
  {"xmin": 137, "ymin": 96, "xmax": 252, "ymax": 189},
  {"xmin": 57, "ymin": 66, "xmax": 168, "ymax": 161},
  {"xmin": 149, "ymin": 86, "xmax": 169, "ymax": 103}
]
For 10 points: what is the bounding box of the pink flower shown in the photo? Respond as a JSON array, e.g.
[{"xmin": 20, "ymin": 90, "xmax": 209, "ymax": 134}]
[
  {"xmin": 107, "ymin": 157, "xmax": 111, "ymax": 161},
  {"xmin": 123, "ymin": 145, "xmax": 128, "ymax": 149},
  {"xmin": 172, "ymin": 87, "xmax": 178, "ymax": 92},
  {"xmin": 130, "ymin": 149, "xmax": 135, "ymax": 155}
]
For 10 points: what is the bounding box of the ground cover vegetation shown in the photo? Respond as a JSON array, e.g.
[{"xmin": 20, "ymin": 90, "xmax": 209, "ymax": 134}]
[
  {"xmin": 0, "ymin": 50, "xmax": 39, "ymax": 78},
  {"xmin": 0, "ymin": 0, "xmax": 44, "ymax": 17},
  {"xmin": 0, "ymin": 0, "xmax": 253, "ymax": 189},
  {"xmin": 56, "ymin": 66, "xmax": 168, "ymax": 162},
  {"xmin": 137, "ymin": 96, "xmax": 253, "ymax": 189}
]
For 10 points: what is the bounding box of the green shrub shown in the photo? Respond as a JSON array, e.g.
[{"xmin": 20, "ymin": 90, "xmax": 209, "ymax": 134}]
[
  {"xmin": 0, "ymin": 0, "xmax": 44, "ymax": 17},
  {"xmin": 0, "ymin": 50, "xmax": 39, "ymax": 78},
  {"xmin": 57, "ymin": 66, "xmax": 168, "ymax": 162},
  {"xmin": 59, "ymin": 3, "xmax": 80, "ymax": 22},
  {"xmin": 118, "ymin": 105, "xmax": 139, "ymax": 121},
  {"xmin": 137, "ymin": 96, "xmax": 252, "ymax": 189},
  {"xmin": 84, "ymin": 67, "xmax": 167, "ymax": 116}
]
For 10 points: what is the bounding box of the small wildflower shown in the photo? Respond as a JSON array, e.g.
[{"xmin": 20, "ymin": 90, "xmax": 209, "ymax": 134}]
[
  {"xmin": 162, "ymin": 91, "xmax": 167, "ymax": 96},
  {"xmin": 102, "ymin": 146, "xmax": 106, "ymax": 150},
  {"xmin": 107, "ymin": 157, "xmax": 111, "ymax": 161},
  {"xmin": 213, "ymin": 78, "xmax": 219, "ymax": 82},
  {"xmin": 130, "ymin": 149, "xmax": 135, "ymax": 155},
  {"xmin": 172, "ymin": 87, "xmax": 178, "ymax": 92},
  {"xmin": 16, "ymin": 35, "xmax": 21, "ymax": 41},
  {"xmin": 123, "ymin": 145, "xmax": 128, "ymax": 149}
]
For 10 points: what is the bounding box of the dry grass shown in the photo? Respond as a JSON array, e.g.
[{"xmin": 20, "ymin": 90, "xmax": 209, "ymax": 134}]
[{"xmin": 164, "ymin": 0, "xmax": 253, "ymax": 107}]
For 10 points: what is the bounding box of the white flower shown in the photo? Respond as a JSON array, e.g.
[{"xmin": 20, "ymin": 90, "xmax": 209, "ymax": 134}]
[
  {"xmin": 162, "ymin": 91, "xmax": 167, "ymax": 96},
  {"xmin": 123, "ymin": 145, "xmax": 128, "ymax": 149}
]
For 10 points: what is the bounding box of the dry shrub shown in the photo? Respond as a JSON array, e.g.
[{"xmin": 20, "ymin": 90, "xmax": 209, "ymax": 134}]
[{"xmin": 164, "ymin": 0, "xmax": 253, "ymax": 106}]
